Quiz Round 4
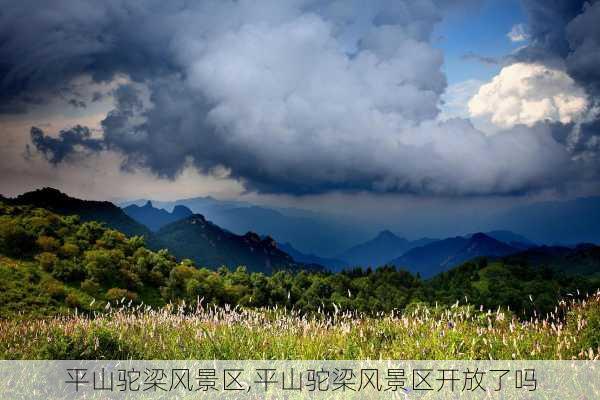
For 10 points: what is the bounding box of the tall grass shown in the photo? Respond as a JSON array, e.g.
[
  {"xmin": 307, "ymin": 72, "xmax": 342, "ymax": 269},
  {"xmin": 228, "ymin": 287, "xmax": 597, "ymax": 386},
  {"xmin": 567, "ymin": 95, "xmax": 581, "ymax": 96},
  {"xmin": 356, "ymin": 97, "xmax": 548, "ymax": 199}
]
[{"xmin": 2, "ymin": 291, "xmax": 600, "ymax": 360}]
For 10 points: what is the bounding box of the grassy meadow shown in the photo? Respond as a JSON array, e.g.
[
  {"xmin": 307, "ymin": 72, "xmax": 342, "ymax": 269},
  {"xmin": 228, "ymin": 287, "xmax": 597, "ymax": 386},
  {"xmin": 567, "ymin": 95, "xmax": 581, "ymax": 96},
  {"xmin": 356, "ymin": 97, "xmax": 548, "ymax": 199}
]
[{"xmin": 2, "ymin": 291, "xmax": 600, "ymax": 360}]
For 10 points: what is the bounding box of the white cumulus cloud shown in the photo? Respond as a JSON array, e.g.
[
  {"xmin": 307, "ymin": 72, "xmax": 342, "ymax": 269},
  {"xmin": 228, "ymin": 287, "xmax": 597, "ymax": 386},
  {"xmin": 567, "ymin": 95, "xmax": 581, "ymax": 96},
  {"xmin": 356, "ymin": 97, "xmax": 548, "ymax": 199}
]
[{"xmin": 468, "ymin": 63, "xmax": 588, "ymax": 128}]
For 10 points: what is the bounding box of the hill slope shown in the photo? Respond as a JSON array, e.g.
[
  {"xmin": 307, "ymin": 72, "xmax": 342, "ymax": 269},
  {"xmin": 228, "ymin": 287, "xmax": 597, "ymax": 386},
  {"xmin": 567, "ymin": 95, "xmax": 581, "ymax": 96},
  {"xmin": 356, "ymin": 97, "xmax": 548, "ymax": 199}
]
[
  {"xmin": 122, "ymin": 198, "xmax": 371, "ymax": 257},
  {"xmin": 336, "ymin": 230, "xmax": 436, "ymax": 268},
  {"xmin": 155, "ymin": 215, "xmax": 317, "ymax": 273},
  {"xmin": 390, "ymin": 233, "xmax": 518, "ymax": 278},
  {"xmin": 10, "ymin": 188, "xmax": 151, "ymax": 238},
  {"xmin": 471, "ymin": 230, "xmax": 535, "ymax": 249},
  {"xmin": 6, "ymin": 189, "xmax": 309, "ymax": 273},
  {"xmin": 503, "ymin": 244, "xmax": 600, "ymax": 276},
  {"xmin": 277, "ymin": 242, "xmax": 346, "ymax": 271},
  {"xmin": 336, "ymin": 230, "xmax": 409, "ymax": 267}
]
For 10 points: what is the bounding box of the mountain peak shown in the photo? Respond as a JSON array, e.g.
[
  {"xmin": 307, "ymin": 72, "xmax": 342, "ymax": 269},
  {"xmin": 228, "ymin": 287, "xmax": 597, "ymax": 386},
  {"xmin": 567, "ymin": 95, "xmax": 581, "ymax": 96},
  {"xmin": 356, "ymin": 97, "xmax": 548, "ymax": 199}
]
[
  {"xmin": 172, "ymin": 205, "xmax": 193, "ymax": 218},
  {"xmin": 18, "ymin": 187, "xmax": 70, "ymax": 202},
  {"xmin": 470, "ymin": 232, "xmax": 492, "ymax": 242},
  {"xmin": 337, "ymin": 229, "xmax": 411, "ymax": 268},
  {"xmin": 124, "ymin": 201, "xmax": 200, "ymax": 231},
  {"xmin": 376, "ymin": 229, "xmax": 398, "ymax": 240}
]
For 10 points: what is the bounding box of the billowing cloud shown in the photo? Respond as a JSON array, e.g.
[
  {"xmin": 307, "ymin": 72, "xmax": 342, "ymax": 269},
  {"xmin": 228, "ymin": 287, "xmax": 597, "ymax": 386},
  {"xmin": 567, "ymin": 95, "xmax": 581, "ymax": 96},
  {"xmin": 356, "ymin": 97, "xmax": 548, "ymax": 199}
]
[
  {"xmin": 30, "ymin": 125, "xmax": 104, "ymax": 164},
  {"xmin": 439, "ymin": 79, "xmax": 483, "ymax": 119},
  {"xmin": 469, "ymin": 63, "xmax": 588, "ymax": 128},
  {"xmin": 1, "ymin": 0, "xmax": 599, "ymax": 197},
  {"xmin": 517, "ymin": 0, "xmax": 600, "ymax": 97},
  {"xmin": 566, "ymin": 1, "xmax": 600, "ymax": 96},
  {"xmin": 512, "ymin": 0, "xmax": 600, "ymax": 162}
]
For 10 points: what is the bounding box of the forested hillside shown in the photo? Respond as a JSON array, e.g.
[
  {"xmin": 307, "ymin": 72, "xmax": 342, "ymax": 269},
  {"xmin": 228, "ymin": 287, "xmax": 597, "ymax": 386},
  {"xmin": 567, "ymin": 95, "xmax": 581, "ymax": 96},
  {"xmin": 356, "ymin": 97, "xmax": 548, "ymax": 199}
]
[
  {"xmin": 3, "ymin": 189, "xmax": 317, "ymax": 274},
  {"xmin": 2, "ymin": 201, "xmax": 599, "ymax": 319}
]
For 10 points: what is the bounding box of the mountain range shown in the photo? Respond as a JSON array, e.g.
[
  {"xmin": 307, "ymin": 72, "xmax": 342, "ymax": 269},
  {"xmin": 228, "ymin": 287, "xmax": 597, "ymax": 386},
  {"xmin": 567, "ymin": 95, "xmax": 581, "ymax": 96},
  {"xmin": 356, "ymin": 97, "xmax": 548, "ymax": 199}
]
[
  {"xmin": 4, "ymin": 188, "xmax": 599, "ymax": 278},
  {"xmin": 119, "ymin": 197, "xmax": 372, "ymax": 257},
  {"xmin": 389, "ymin": 233, "xmax": 521, "ymax": 278},
  {"xmin": 276, "ymin": 242, "xmax": 347, "ymax": 271},
  {"xmin": 117, "ymin": 200, "xmax": 542, "ymax": 274},
  {"xmin": 115, "ymin": 198, "xmax": 547, "ymax": 274},
  {"xmin": 123, "ymin": 201, "xmax": 193, "ymax": 231},
  {"xmin": 3, "ymin": 188, "xmax": 316, "ymax": 274},
  {"xmin": 119, "ymin": 195, "xmax": 600, "ymax": 257},
  {"xmin": 336, "ymin": 230, "xmax": 436, "ymax": 268},
  {"xmin": 155, "ymin": 215, "xmax": 315, "ymax": 273}
]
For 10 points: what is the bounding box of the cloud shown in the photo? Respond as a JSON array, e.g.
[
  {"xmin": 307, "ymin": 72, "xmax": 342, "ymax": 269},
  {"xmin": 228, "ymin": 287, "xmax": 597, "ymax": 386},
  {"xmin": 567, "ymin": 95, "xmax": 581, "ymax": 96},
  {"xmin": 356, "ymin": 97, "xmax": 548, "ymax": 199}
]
[
  {"xmin": 30, "ymin": 125, "xmax": 104, "ymax": 164},
  {"xmin": 507, "ymin": 24, "xmax": 529, "ymax": 42},
  {"xmin": 468, "ymin": 63, "xmax": 588, "ymax": 128},
  {"xmin": 68, "ymin": 99, "xmax": 87, "ymax": 109},
  {"xmin": 516, "ymin": 0, "xmax": 600, "ymax": 97},
  {"xmin": 5, "ymin": 0, "xmax": 600, "ymax": 197},
  {"xmin": 565, "ymin": 1, "xmax": 600, "ymax": 96},
  {"xmin": 510, "ymin": 0, "xmax": 600, "ymax": 158},
  {"xmin": 518, "ymin": 0, "xmax": 587, "ymax": 58},
  {"xmin": 461, "ymin": 52, "xmax": 500, "ymax": 65},
  {"xmin": 439, "ymin": 79, "xmax": 483, "ymax": 119}
]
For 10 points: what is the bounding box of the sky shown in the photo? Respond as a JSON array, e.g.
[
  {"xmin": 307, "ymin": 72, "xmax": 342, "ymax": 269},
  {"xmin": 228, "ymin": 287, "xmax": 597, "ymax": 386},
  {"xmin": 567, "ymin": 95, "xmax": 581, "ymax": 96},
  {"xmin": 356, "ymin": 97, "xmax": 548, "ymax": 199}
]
[{"xmin": 1, "ymin": 0, "xmax": 600, "ymax": 236}]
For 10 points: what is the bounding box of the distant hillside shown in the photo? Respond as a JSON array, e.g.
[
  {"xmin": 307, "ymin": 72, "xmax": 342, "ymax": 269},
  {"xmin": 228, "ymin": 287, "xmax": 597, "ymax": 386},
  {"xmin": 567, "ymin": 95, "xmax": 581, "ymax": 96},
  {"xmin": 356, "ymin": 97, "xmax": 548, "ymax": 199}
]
[
  {"xmin": 9, "ymin": 188, "xmax": 151, "ymax": 238},
  {"xmin": 337, "ymin": 230, "xmax": 409, "ymax": 267},
  {"xmin": 7, "ymin": 188, "xmax": 317, "ymax": 274},
  {"xmin": 390, "ymin": 233, "xmax": 518, "ymax": 278},
  {"xmin": 471, "ymin": 230, "xmax": 535, "ymax": 250},
  {"xmin": 123, "ymin": 201, "xmax": 192, "ymax": 231},
  {"xmin": 277, "ymin": 242, "xmax": 346, "ymax": 271},
  {"xmin": 336, "ymin": 230, "xmax": 436, "ymax": 268},
  {"xmin": 503, "ymin": 244, "xmax": 600, "ymax": 276},
  {"xmin": 121, "ymin": 198, "xmax": 371, "ymax": 257},
  {"xmin": 427, "ymin": 257, "xmax": 600, "ymax": 315},
  {"xmin": 120, "ymin": 196, "xmax": 247, "ymax": 216},
  {"xmin": 155, "ymin": 215, "xmax": 319, "ymax": 274}
]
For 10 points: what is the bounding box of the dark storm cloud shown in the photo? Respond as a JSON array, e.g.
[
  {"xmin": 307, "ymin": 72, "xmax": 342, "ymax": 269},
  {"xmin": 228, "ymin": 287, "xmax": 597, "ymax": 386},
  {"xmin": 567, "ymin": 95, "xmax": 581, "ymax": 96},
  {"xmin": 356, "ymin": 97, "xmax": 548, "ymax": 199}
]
[
  {"xmin": 6, "ymin": 0, "xmax": 600, "ymax": 196},
  {"xmin": 0, "ymin": 0, "xmax": 180, "ymax": 109},
  {"xmin": 30, "ymin": 125, "xmax": 104, "ymax": 165},
  {"xmin": 515, "ymin": 0, "xmax": 600, "ymax": 160},
  {"xmin": 565, "ymin": 1, "xmax": 600, "ymax": 96},
  {"xmin": 518, "ymin": 0, "xmax": 600, "ymax": 95},
  {"xmin": 68, "ymin": 99, "xmax": 87, "ymax": 109},
  {"xmin": 519, "ymin": 0, "xmax": 587, "ymax": 58}
]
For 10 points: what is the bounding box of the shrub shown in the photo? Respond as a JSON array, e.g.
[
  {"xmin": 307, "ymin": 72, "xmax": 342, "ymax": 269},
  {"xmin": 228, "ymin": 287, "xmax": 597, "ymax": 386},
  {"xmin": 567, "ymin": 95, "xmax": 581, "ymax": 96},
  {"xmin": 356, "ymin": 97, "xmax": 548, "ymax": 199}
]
[
  {"xmin": 65, "ymin": 293, "xmax": 82, "ymax": 309},
  {"xmin": 52, "ymin": 259, "xmax": 86, "ymax": 282},
  {"xmin": 60, "ymin": 243, "xmax": 80, "ymax": 258},
  {"xmin": 36, "ymin": 252, "xmax": 59, "ymax": 272},
  {"xmin": 84, "ymin": 250, "xmax": 117, "ymax": 285},
  {"xmin": 119, "ymin": 268, "xmax": 142, "ymax": 290},
  {"xmin": 106, "ymin": 288, "xmax": 138, "ymax": 303},
  {"xmin": 36, "ymin": 235, "xmax": 60, "ymax": 252},
  {"xmin": 43, "ymin": 280, "xmax": 67, "ymax": 300},
  {"xmin": 0, "ymin": 222, "xmax": 36, "ymax": 257},
  {"xmin": 80, "ymin": 279, "xmax": 101, "ymax": 295}
]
